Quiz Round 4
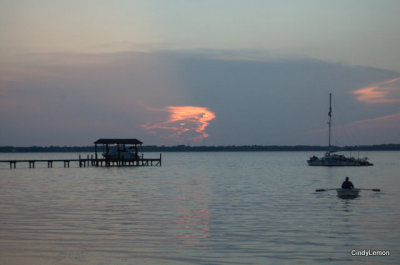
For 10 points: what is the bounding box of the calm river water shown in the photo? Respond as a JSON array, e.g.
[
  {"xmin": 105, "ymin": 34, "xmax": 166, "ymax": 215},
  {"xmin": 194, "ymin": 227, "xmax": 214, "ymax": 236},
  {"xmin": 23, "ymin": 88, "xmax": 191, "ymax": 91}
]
[{"xmin": 0, "ymin": 151, "xmax": 399, "ymax": 264}]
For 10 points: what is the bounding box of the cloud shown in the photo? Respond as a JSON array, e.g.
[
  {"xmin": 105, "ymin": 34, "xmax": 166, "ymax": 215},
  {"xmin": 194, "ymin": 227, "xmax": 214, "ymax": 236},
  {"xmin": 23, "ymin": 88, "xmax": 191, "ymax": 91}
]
[
  {"xmin": 1, "ymin": 50, "xmax": 399, "ymax": 146},
  {"xmin": 312, "ymin": 112, "xmax": 400, "ymax": 132},
  {"xmin": 141, "ymin": 106, "xmax": 216, "ymax": 142},
  {"xmin": 309, "ymin": 112, "xmax": 400, "ymax": 145},
  {"xmin": 352, "ymin": 77, "xmax": 400, "ymax": 103},
  {"xmin": 353, "ymin": 112, "xmax": 400, "ymax": 124}
]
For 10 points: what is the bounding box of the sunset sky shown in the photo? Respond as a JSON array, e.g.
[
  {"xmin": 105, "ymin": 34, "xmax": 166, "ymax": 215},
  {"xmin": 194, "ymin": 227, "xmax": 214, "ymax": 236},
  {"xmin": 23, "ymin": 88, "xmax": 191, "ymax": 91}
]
[{"xmin": 1, "ymin": 0, "xmax": 399, "ymax": 146}]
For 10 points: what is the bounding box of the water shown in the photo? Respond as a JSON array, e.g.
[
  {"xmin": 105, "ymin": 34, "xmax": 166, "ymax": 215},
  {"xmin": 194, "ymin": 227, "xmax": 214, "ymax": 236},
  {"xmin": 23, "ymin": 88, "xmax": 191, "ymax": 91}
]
[{"xmin": 0, "ymin": 152, "xmax": 399, "ymax": 264}]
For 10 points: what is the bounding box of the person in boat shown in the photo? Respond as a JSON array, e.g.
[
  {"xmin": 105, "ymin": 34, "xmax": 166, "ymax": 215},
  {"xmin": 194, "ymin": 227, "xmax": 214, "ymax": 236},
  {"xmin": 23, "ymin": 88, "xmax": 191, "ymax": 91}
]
[{"xmin": 341, "ymin": 177, "xmax": 354, "ymax": 189}]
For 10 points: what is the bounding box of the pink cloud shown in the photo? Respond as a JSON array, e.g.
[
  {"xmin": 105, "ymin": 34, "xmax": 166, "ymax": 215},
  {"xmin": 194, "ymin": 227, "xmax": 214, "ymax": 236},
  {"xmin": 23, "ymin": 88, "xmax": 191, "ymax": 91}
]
[
  {"xmin": 352, "ymin": 77, "xmax": 400, "ymax": 103},
  {"xmin": 141, "ymin": 106, "xmax": 216, "ymax": 142}
]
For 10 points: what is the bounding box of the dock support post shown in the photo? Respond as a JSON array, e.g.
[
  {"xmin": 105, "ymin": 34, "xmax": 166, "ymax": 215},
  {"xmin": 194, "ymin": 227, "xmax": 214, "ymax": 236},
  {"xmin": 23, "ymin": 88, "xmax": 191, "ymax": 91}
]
[{"xmin": 95, "ymin": 144, "xmax": 98, "ymax": 166}]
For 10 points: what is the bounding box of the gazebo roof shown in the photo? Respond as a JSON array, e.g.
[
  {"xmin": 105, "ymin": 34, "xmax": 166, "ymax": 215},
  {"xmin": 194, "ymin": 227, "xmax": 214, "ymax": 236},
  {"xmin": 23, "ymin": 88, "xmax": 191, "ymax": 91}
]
[{"xmin": 94, "ymin": 138, "xmax": 143, "ymax": 145}]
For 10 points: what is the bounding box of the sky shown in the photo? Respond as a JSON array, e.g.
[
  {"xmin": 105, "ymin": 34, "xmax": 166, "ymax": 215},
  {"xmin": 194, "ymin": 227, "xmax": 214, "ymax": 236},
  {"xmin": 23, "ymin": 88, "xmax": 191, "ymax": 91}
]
[{"xmin": 1, "ymin": 0, "xmax": 399, "ymax": 146}]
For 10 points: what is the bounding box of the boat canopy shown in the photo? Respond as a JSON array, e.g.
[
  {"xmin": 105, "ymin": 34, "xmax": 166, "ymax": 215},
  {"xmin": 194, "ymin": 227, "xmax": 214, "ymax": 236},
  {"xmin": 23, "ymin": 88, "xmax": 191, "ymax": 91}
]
[{"xmin": 94, "ymin": 138, "xmax": 143, "ymax": 145}]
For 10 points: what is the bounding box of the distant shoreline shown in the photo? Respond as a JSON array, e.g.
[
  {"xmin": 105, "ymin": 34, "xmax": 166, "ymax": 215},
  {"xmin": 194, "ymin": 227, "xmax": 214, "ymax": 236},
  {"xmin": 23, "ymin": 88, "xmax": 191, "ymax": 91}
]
[{"xmin": 1, "ymin": 144, "xmax": 399, "ymax": 152}]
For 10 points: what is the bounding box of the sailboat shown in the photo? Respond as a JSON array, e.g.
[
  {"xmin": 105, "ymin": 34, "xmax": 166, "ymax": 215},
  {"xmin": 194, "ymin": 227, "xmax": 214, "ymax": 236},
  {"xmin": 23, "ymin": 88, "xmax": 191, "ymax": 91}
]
[{"xmin": 307, "ymin": 93, "xmax": 373, "ymax": 166}]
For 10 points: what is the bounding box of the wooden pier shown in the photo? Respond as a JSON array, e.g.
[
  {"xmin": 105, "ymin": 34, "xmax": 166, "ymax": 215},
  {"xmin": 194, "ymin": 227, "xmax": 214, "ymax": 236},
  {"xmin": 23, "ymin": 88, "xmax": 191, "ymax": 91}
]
[
  {"xmin": 0, "ymin": 139, "xmax": 161, "ymax": 169},
  {"xmin": 0, "ymin": 154, "xmax": 162, "ymax": 169}
]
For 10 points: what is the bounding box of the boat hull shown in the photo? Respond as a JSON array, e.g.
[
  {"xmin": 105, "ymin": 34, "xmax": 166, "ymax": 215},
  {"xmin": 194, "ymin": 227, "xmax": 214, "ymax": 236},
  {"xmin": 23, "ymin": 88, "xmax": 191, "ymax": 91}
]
[
  {"xmin": 307, "ymin": 154, "xmax": 373, "ymax": 166},
  {"xmin": 336, "ymin": 188, "xmax": 360, "ymax": 198},
  {"xmin": 307, "ymin": 159, "xmax": 373, "ymax": 166}
]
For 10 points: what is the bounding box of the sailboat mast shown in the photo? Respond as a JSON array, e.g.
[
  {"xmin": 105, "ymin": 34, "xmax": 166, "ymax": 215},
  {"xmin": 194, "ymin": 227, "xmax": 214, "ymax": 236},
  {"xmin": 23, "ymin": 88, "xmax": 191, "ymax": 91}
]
[{"xmin": 328, "ymin": 93, "xmax": 332, "ymax": 152}]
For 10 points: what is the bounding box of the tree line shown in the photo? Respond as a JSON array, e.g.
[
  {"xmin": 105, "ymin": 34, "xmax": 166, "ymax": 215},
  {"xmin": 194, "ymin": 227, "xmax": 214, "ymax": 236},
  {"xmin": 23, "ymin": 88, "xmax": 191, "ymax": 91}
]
[{"xmin": 1, "ymin": 144, "xmax": 399, "ymax": 152}]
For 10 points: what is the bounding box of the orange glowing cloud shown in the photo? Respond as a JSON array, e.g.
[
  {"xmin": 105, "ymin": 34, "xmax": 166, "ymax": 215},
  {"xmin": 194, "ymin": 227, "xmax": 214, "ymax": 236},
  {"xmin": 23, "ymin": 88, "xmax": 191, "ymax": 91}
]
[
  {"xmin": 141, "ymin": 106, "xmax": 216, "ymax": 142},
  {"xmin": 352, "ymin": 77, "xmax": 400, "ymax": 103}
]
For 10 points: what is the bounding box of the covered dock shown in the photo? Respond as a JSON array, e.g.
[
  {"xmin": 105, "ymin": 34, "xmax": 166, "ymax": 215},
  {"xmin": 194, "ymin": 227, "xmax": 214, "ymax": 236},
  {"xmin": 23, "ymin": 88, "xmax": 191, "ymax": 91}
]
[
  {"xmin": 0, "ymin": 138, "xmax": 161, "ymax": 169},
  {"xmin": 94, "ymin": 138, "xmax": 142, "ymax": 160},
  {"xmin": 94, "ymin": 138, "xmax": 161, "ymax": 167}
]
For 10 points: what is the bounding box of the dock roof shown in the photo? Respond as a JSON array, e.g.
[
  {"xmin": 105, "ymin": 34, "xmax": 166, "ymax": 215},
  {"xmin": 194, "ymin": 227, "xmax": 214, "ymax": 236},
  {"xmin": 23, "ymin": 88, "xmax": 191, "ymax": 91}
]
[{"xmin": 94, "ymin": 138, "xmax": 143, "ymax": 145}]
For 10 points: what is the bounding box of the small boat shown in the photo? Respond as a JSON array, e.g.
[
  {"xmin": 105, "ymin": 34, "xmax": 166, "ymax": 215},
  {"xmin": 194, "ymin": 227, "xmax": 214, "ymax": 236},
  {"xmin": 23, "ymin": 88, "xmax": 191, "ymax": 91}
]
[
  {"xmin": 336, "ymin": 188, "xmax": 360, "ymax": 199},
  {"xmin": 103, "ymin": 147, "xmax": 139, "ymax": 160},
  {"xmin": 102, "ymin": 146, "xmax": 140, "ymax": 161},
  {"xmin": 95, "ymin": 138, "xmax": 142, "ymax": 161},
  {"xmin": 307, "ymin": 93, "xmax": 373, "ymax": 167}
]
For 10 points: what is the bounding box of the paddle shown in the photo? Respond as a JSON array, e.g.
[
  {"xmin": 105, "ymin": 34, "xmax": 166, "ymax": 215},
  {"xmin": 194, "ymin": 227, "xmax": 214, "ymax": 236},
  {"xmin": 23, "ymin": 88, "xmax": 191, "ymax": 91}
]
[
  {"xmin": 315, "ymin": 189, "xmax": 335, "ymax": 192},
  {"xmin": 359, "ymin": 188, "xmax": 381, "ymax": 192},
  {"xmin": 315, "ymin": 188, "xmax": 380, "ymax": 192}
]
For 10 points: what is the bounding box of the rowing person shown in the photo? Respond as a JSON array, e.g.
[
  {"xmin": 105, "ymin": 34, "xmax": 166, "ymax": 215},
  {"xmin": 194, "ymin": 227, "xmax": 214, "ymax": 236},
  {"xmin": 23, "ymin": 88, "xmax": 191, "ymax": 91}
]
[{"xmin": 341, "ymin": 177, "xmax": 354, "ymax": 189}]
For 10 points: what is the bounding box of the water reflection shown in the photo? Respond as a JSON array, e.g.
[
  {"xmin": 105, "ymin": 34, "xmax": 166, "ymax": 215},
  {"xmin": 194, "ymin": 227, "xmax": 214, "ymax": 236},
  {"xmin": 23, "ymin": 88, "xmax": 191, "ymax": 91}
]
[
  {"xmin": 171, "ymin": 183, "xmax": 211, "ymax": 247},
  {"xmin": 1, "ymin": 152, "xmax": 399, "ymax": 265},
  {"xmin": 339, "ymin": 197, "xmax": 357, "ymax": 213}
]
